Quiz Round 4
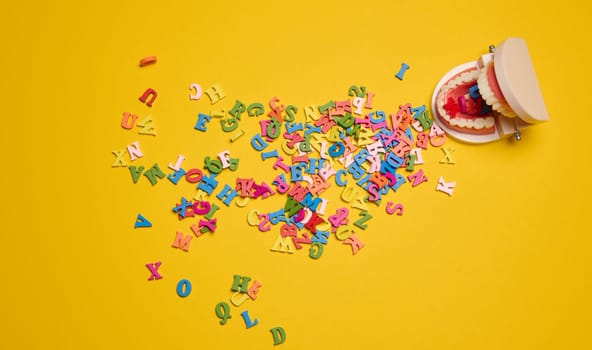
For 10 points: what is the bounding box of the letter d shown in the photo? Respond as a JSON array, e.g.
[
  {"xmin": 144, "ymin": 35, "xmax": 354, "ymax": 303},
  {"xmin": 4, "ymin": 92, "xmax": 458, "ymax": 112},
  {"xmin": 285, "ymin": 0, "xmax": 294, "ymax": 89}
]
[{"xmin": 270, "ymin": 327, "xmax": 286, "ymax": 345}]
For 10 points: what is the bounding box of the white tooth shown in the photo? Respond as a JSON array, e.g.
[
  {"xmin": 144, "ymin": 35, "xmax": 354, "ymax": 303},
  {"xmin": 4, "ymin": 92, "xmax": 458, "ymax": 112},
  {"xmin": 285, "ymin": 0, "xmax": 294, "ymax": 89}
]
[
  {"xmin": 463, "ymin": 73, "xmax": 473, "ymax": 83},
  {"xmin": 465, "ymin": 119, "xmax": 474, "ymax": 128},
  {"xmin": 439, "ymin": 106, "xmax": 449, "ymax": 121},
  {"xmin": 437, "ymin": 91, "xmax": 449, "ymax": 121},
  {"xmin": 484, "ymin": 117, "xmax": 494, "ymax": 128},
  {"xmin": 458, "ymin": 118, "xmax": 467, "ymax": 128},
  {"xmin": 478, "ymin": 66, "xmax": 517, "ymax": 118},
  {"xmin": 439, "ymin": 109, "xmax": 449, "ymax": 122},
  {"xmin": 450, "ymin": 118, "xmax": 458, "ymax": 126},
  {"xmin": 449, "ymin": 78, "xmax": 457, "ymax": 89},
  {"xmin": 481, "ymin": 90, "xmax": 493, "ymax": 100},
  {"xmin": 474, "ymin": 118, "xmax": 485, "ymax": 129},
  {"xmin": 477, "ymin": 69, "xmax": 493, "ymax": 96}
]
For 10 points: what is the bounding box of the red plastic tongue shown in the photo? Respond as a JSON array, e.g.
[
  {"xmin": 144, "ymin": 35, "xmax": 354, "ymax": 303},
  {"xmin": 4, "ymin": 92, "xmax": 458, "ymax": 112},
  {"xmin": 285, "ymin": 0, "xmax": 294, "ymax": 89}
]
[{"xmin": 444, "ymin": 83, "xmax": 489, "ymax": 118}]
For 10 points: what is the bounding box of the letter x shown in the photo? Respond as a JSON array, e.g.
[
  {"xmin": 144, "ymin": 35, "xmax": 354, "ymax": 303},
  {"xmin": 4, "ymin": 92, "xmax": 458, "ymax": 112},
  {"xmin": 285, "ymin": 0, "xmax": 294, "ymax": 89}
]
[
  {"xmin": 440, "ymin": 147, "xmax": 455, "ymax": 164},
  {"xmin": 112, "ymin": 149, "xmax": 127, "ymax": 167},
  {"xmin": 146, "ymin": 262, "xmax": 163, "ymax": 281}
]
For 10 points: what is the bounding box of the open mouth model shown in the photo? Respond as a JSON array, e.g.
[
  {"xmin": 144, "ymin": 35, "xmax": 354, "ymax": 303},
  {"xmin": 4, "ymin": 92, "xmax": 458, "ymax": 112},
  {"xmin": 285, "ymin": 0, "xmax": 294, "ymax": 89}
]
[
  {"xmin": 432, "ymin": 38, "xmax": 549, "ymax": 143},
  {"xmin": 435, "ymin": 63, "xmax": 517, "ymax": 136}
]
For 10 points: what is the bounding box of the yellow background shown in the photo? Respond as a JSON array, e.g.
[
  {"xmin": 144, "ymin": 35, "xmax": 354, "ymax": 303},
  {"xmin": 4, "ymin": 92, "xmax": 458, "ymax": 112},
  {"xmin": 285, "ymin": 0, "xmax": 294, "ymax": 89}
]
[{"xmin": 1, "ymin": 0, "xmax": 590, "ymax": 349}]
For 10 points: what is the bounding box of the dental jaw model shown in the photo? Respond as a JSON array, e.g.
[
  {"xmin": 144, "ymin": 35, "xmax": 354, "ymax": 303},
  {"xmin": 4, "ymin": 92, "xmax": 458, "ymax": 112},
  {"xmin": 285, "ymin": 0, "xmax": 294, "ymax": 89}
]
[{"xmin": 431, "ymin": 37, "xmax": 549, "ymax": 143}]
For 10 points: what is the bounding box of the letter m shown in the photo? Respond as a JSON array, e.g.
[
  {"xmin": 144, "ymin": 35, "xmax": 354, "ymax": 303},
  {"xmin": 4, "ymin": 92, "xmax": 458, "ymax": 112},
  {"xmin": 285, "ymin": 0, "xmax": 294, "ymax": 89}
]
[
  {"xmin": 172, "ymin": 232, "xmax": 192, "ymax": 252},
  {"xmin": 301, "ymin": 193, "xmax": 322, "ymax": 212},
  {"xmin": 287, "ymin": 183, "xmax": 310, "ymax": 202}
]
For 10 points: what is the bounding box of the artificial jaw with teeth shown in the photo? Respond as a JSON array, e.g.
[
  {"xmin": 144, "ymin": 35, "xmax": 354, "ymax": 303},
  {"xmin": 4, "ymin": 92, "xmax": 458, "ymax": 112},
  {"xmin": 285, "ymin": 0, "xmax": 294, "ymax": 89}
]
[{"xmin": 436, "ymin": 62, "xmax": 520, "ymax": 136}]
